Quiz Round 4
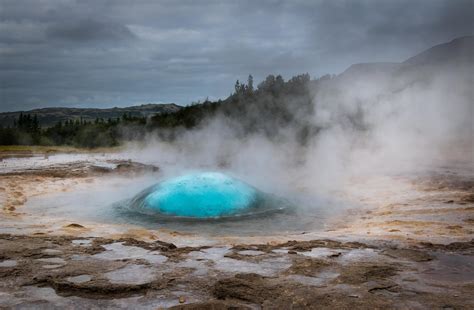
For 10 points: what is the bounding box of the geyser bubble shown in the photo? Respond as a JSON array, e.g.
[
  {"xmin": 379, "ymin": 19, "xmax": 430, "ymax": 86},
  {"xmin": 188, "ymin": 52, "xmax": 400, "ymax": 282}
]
[{"xmin": 124, "ymin": 172, "xmax": 286, "ymax": 219}]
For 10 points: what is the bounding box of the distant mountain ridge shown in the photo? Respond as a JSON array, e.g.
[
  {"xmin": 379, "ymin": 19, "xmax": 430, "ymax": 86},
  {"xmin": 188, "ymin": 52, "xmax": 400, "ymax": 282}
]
[
  {"xmin": 403, "ymin": 36, "xmax": 474, "ymax": 66},
  {"xmin": 338, "ymin": 35, "xmax": 474, "ymax": 80},
  {"xmin": 0, "ymin": 103, "xmax": 182, "ymax": 127},
  {"xmin": 332, "ymin": 35, "xmax": 473, "ymax": 97}
]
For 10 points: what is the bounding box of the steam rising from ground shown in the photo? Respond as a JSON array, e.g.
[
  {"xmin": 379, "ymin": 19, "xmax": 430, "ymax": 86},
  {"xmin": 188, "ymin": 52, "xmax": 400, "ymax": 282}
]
[{"xmin": 125, "ymin": 62, "xmax": 473, "ymax": 198}]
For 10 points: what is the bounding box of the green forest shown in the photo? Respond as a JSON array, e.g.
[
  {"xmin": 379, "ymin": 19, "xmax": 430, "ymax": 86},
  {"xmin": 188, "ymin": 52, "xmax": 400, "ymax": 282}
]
[{"xmin": 0, "ymin": 73, "xmax": 330, "ymax": 148}]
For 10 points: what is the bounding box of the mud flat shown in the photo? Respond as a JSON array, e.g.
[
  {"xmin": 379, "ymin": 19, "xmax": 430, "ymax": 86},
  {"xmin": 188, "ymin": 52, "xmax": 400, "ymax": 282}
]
[{"xmin": 0, "ymin": 153, "xmax": 473, "ymax": 309}]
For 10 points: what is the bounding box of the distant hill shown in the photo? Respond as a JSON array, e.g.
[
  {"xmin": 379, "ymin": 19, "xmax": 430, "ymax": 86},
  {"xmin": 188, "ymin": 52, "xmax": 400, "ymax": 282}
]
[
  {"xmin": 0, "ymin": 103, "xmax": 182, "ymax": 127},
  {"xmin": 332, "ymin": 35, "xmax": 473, "ymax": 97},
  {"xmin": 403, "ymin": 36, "xmax": 474, "ymax": 66},
  {"xmin": 338, "ymin": 35, "xmax": 473, "ymax": 80}
]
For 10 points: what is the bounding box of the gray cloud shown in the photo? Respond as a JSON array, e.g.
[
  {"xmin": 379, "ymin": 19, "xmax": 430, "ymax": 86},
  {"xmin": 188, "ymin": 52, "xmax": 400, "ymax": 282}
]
[
  {"xmin": 46, "ymin": 19, "xmax": 136, "ymax": 42},
  {"xmin": 0, "ymin": 0, "xmax": 472, "ymax": 112}
]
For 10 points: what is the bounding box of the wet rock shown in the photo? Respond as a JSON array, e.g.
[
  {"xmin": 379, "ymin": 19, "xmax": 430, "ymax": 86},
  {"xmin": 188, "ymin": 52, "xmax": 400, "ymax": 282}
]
[
  {"xmin": 71, "ymin": 239, "xmax": 92, "ymax": 246},
  {"xmin": 382, "ymin": 248, "xmax": 433, "ymax": 262},
  {"xmin": 30, "ymin": 274, "xmax": 170, "ymax": 298},
  {"xmin": 337, "ymin": 263, "xmax": 399, "ymax": 284},
  {"xmin": 1, "ymin": 233, "xmax": 472, "ymax": 308},
  {"xmin": 460, "ymin": 193, "xmax": 474, "ymax": 203},
  {"xmin": 419, "ymin": 240, "xmax": 474, "ymax": 252},
  {"xmin": 237, "ymin": 250, "xmax": 265, "ymax": 256},
  {"xmin": 42, "ymin": 264, "xmax": 64, "ymax": 269},
  {"xmin": 3, "ymin": 160, "xmax": 159, "ymax": 178},
  {"xmin": 89, "ymin": 165, "xmax": 113, "ymax": 173},
  {"xmin": 104, "ymin": 265, "xmax": 157, "ymax": 285},
  {"xmin": 169, "ymin": 300, "xmax": 253, "ymax": 310},
  {"xmin": 118, "ymin": 237, "xmax": 177, "ymax": 251},
  {"xmin": 367, "ymin": 283, "xmax": 401, "ymax": 294},
  {"xmin": 213, "ymin": 273, "xmax": 275, "ymax": 304},
  {"xmin": 114, "ymin": 161, "xmax": 159, "ymax": 175},
  {"xmin": 64, "ymin": 223, "xmax": 85, "ymax": 229},
  {"xmin": 236, "ymin": 245, "xmax": 269, "ymax": 252},
  {"xmin": 299, "ymin": 247, "xmax": 343, "ymax": 259},
  {"xmin": 93, "ymin": 242, "xmax": 168, "ymax": 263},
  {"xmin": 281, "ymin": 239, "xmax": 369, "ymax": 252},
  {"xmin": 66, "ymin": 275, "xmax": 92, "ymax": 284},
  {"xmin": 285, "ymin": 258, "xmax": 332, "ymax": 277},
  {"xmin": 214, "ymin": 273, "xmax": 393, "ymax": 309}
]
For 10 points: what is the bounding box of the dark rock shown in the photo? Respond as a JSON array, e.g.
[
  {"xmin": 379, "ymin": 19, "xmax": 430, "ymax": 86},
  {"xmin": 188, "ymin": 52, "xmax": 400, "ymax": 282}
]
[
  {"xmin": 285, "ymin": 258, "xmax": 332, "ymax": 276},
  {"xmin": 65, "ymin": 223, "xmax": 85, "ymax": 229},
  {"xmin": 169, "ymin": 300, "xmax": 253, "ymax": 310},
  {"xmin": 382, "ymin": 248, "xmax": 434, "ymax": 262}
]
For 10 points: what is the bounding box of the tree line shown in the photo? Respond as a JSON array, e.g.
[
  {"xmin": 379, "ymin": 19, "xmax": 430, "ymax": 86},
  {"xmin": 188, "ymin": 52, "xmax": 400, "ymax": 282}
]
[
  {"xmin": 0, "ymin": 112, "xmax": 145, "ymax": 147},
  {"xmin": 0, "ymin": 73, "xmax": 331, "ymax": 148}
]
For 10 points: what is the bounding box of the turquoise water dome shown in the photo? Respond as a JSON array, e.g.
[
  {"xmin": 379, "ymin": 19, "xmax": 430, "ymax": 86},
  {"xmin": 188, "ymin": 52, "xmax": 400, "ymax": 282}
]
[{"xmin": 140, "ymin": 172, "xmax": 263, "ymax": 218}]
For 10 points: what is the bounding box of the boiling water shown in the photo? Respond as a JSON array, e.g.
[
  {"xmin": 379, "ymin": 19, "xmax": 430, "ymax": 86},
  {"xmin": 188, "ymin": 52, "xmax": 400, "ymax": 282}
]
[
  {"xmin": 124, "ymin": 172, "xmax": 285, "ymax": 219},
  {"xmin": 23, "ymin": 171, "xmax": 342, "ymax": 236}
]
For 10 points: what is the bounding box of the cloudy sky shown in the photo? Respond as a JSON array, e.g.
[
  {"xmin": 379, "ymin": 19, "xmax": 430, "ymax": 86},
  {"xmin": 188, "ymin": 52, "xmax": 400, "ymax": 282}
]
[{"xmin": 0, "ymin": 0, "xmax": 472, "ymax": 112}]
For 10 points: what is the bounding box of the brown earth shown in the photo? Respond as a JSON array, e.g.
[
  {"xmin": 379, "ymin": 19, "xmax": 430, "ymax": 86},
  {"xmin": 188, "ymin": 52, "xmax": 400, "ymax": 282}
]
[
  {"xmin": 0, "ymin": 155, "xmax": 473, "ymax": 308},
  {"xmin": 0, "ymin": 234, "xmax": 472, "ymax": 309}
]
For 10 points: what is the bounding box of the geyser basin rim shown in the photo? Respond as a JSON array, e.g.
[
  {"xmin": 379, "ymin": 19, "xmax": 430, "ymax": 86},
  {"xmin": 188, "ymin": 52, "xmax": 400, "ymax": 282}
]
[{"xmin": 122, "ymin": 172, "xmax": 289, "ymax": 219}]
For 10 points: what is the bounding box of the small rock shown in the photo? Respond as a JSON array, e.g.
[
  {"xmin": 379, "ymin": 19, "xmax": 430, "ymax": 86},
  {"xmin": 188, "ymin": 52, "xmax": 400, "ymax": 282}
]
[
  {"xmin": 65, "ymin": 223, "xmax": 85, "ymax": 229},
  {"xmin": 446, "ymin": 225, "xmax": 462, "ymax": 230},
  {"xmin": 179, "ymin": 296, "xmax": 186, "ymax": 303},
  {"xmin": 288, "ymin": 250, "xmax": 298, "ymax": 255}
]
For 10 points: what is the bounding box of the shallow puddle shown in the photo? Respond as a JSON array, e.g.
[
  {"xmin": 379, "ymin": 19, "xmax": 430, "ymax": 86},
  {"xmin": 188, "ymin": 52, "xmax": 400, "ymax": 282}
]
[
  {"xmin": 0, "ymin": 260, "xmax": 17, "ymax": 267},
  {"xmin": 105, "ymin": 265, "xmax": 158, "ymax": 285},
  {"xmin": 420, "ymin": 253, "xmax": 474, "ymax": 283},
  {"xmin": 93, "ymin": 242, "xmax": 167, "ymax": 264}
]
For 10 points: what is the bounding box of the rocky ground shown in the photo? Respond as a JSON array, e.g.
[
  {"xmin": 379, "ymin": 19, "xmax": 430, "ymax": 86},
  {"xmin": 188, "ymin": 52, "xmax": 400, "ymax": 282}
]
[
  {"xmin": 0, "ymin": 233, "xmax": 472, "ymax": 309},
  {"xmin": 0, "ymin": 153, "xmax": 472, "ymax": 309}
]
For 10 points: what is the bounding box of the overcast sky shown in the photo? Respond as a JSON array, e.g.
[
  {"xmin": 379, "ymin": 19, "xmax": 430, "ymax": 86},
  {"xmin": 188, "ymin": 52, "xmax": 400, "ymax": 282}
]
[{"xmin": 0, "ymin": 0, "xmax": 472, "ymax": 112}]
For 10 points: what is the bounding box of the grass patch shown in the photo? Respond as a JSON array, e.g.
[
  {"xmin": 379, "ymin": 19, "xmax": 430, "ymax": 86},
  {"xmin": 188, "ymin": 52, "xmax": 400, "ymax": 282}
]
[{"xmin": 0, "ymin": 145, "xmax": 123, "ymax": 154}]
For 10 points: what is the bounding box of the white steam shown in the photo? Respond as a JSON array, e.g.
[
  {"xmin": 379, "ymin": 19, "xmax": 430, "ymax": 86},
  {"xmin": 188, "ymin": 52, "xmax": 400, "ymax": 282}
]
[{"xmin": 124, "ymin": 62, "xmax": 473, "ymax": 198}]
